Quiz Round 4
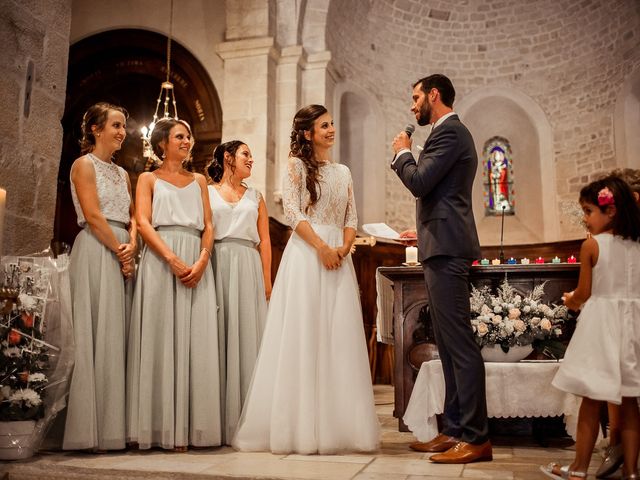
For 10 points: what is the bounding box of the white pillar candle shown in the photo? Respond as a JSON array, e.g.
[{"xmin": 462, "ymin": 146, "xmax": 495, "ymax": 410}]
[
  {"xmin": 405, "ymin": 246, "xmax": 418, "ymax": 264},
  {"xmin": 0, "ymin": 188, "xmax": 5, "ymax": 256}
]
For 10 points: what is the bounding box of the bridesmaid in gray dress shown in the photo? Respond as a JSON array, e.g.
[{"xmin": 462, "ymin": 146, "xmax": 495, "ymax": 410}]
[
  {"xmin": 207, "ymin": 140, "xmax": 271, "ymax": 443},
  {"xmin": 64, "ymin": 102, "xmax": 137, "ymax": 451},
  {"xmin": 126, "ymin": 118, "xmax": 221, "ymax": 451}
]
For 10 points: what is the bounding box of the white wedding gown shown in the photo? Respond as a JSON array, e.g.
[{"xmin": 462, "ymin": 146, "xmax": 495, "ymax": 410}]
[{"xmin": 232, "ymin": 158, "xmax": 380, "ymax": 454}]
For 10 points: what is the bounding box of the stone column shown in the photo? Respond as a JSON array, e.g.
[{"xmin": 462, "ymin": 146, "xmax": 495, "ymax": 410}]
[
  {"xmin": 272, "ymin": 45, "xmax": 303, "ymax": 216},
  {"xmin": 216, "ymin": 37, "xmax": 277, "ymax": 202},
  {"xmin": 0, "ymin": 0, "xmax": 71, "ymax": 255},
  {"xmin": 301, "ymin": 50, "xmax": 336, "ymax": 108}
]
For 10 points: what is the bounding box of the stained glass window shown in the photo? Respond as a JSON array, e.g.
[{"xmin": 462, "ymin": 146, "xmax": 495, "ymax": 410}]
[{"xmin": 482, "ymin": 136, "xmax": 515, "ymax": 216}]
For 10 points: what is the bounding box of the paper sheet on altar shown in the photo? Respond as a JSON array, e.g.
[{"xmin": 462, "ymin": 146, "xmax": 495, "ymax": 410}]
[{"xmin": 362, "ymin": 223, "xmax": 404, "ymax": 241}]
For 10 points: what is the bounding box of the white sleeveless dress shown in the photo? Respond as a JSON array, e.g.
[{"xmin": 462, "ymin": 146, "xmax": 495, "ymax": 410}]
[
  {"xmin": 126, "ymin": 178, "xmax": 222, "ymax": 449},
  {"xmin": 552, "ymin": 233, "xmax": 640, "ymax": 402},
  {"xmin": 232, "ymin": 158, "xmax": 380, "ymax": 454},
  {"xmin": 64, "ymin": 153, "xmax": 132, "ymax": 450},
  {"xmin": 209, "ymin": 186, "xmax": 267, "ymax": 444}
]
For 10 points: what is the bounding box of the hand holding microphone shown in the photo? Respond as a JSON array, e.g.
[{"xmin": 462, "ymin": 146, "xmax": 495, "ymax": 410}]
[{"xmin": 392, "ymin": 123, "xmax": 415, "ymax": 154}]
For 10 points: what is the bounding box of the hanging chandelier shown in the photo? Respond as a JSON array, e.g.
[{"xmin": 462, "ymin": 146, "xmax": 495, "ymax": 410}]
[{"xmin": 141, "ymin": 0, "xmax": 179, "ymax": 160}]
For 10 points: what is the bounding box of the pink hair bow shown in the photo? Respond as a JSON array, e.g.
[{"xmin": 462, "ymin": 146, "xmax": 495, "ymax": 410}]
[{"xmin": 597, "ymin": 187, "xmax": 615, "ymax": 206}]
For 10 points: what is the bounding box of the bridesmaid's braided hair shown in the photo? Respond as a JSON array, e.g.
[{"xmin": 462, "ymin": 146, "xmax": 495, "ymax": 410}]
[
  {"xmin": 289, "ymin": 104, "xmax": 328, "ymax": 209},
  {"xmin": 80, "ymin": 102, "xmax": 128, "ymax": 154},
  {"xmin": 208, "ymin": 140, "xmax": 246, "ymax": 183}
]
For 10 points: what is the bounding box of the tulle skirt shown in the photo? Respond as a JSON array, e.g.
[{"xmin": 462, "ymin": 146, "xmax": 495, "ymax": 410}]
[
  {"xmin": 232, "ymin": 224, "xmax": 380, "ymax": 454},
  {"xmin": 553, "ymin": 296, "xmax": 640, "ymax": 403},
  {"xmin": 64, "ymin": 221, "xmax": 133, "ymax": 450},
  {"xmin": 213, "ymin": 238, "xmax": 267, "ymax": 443},
  {"xmin": 126, "ymin": 226, "xmax": 221, "ymax": 449}
]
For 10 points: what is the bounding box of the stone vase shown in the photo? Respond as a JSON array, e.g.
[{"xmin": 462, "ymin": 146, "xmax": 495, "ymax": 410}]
[
  {"xmin": 0, "ymin": 420, "xmax": 36, "ymax": 460},
  {"xmin": 480, "ymin": 344, "xmax": 533, "ymax": 362}
]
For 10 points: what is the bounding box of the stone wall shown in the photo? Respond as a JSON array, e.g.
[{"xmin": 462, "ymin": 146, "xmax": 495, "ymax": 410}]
[
  {"xmin": 0, "ymin": 0, "xmax": 72, "ymax": 255},
  {"xmin": 326, "ymin": 0, "xmax": 640, "ymax": 242}
]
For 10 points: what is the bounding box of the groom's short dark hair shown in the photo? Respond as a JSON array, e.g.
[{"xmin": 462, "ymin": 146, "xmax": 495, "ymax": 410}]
[{"xmin": 414, "ymin": 74, "xmax": 455, "ymax": 108}]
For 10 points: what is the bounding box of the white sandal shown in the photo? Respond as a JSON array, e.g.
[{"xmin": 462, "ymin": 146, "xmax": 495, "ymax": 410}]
[{"xmin": 540, "ymin": 463, "xmax": 587, "ymax": 479}]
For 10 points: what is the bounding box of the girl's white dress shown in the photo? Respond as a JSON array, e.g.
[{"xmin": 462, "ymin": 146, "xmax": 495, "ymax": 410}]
[
  {"xmin": 553, "ymin": 233, "xmax": 640, "ymax": 402},
  {"xmin": 232, "ymin": 158, "xmax": 380, "ymax": 454},
  {"xmin": 209, "ymin": 186, "xmax": 267, "ymax": 443},
  {"xmin": 64, "ymin": 153, "xmax": 132, "ymax": 450},
  {"xmin": 126, "ymin": 178, "xmax": 221, "ymax": 449}
]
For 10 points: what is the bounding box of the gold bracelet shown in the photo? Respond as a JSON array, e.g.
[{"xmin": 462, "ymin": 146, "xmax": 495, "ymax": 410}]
[{"xmin": 201, "ymin": 247, "xmax": 211, "ymax": 257}]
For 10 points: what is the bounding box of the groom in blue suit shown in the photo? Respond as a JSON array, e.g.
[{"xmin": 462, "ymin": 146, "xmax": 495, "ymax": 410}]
[{"xmin": 391, "ymin": 74, "xmax": 491, "ymax": 464}]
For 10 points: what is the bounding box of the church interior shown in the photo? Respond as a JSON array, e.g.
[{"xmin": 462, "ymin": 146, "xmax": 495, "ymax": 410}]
[{"xmin": 1, "ymin": 0, "xmax": 639, "ymax": 478}]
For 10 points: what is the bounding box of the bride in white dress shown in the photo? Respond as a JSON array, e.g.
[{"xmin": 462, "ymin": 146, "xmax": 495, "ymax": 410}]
[{"xmin": 233, "ymin": 104, "xmax": 380, "ymax": 454}]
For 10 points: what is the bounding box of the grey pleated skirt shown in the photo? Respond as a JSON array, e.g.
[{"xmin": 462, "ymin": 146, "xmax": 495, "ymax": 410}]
[
  {"xmin": 63, "ymin": 221, "xmax": 133, "ymax": 450},
  {"xmin": 126, "ymin": 226, "xmax": 221, "ymax": 449},
  {"xmin": 213, "ymin": 238, "xmax": 267, "ymax": 443}
]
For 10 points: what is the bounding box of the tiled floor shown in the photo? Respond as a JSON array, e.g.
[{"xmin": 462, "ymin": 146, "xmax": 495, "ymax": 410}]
[{"xmin": 0, "ymin": 385, "xmax": 612, "ymax": 480}]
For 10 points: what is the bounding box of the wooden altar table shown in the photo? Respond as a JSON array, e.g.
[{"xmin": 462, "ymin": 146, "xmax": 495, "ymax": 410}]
[{"xmin": 378, "ymin": 263, "xmax": 580, "ymax": 430}]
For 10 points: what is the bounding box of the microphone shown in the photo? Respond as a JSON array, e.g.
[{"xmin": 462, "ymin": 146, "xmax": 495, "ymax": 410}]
[
  {"xmin": 392, "ymin": 124, "xmax": 416, "ymax": 164},
  {"xmin": 404, "ymin": 124, "xmax": 415, "ymax": 138}
]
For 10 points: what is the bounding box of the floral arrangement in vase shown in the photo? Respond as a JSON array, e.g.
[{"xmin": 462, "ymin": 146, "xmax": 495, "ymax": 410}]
[
  {"xmin": 0, "ymin": 259, "xmax": 53, "ymax": 422},
  {"xmin": 470, "ymin": 279, "xmax": 569, "ymax": 354}
]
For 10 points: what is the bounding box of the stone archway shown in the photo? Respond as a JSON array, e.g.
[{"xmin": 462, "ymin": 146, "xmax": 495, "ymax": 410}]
[
  {"xmin": 53, "ymin": 28, "xmax": 222, "ymax": 246},
  {"xmin": 456, "ymin": 86, "xmax": 560, "ymax": 243},
  {"xmin": 334, "ymin": 84, "xmax": 386, "ymax": 226}
]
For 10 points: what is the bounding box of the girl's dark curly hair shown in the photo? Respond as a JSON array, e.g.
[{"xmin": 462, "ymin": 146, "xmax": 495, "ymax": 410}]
[
  {"xmin": 579, "ymin": 175, "xmax": 640, "ymax": 242},
  {"xmin": 80, "ymin": 102, "xmax": 128, "ymax": 154},
  {"xmin": 289, "ymin": 104, "xmax": 328, "ymax": 208},
  {"xmin": 208, "ymin": 140, "xmax": 246, "ymax": 183}
]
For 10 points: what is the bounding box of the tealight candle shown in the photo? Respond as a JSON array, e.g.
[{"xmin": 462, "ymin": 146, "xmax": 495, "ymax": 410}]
[
  {"xmin": 535, "ymin": 256, "xmax": 545, "ymax": 264},
  {"xmin": 472, "ymin": 260, "xmax": 479, "ymax": 266},
  {"xmin": 480, "ymin": 258, "xmax": 490, "ymax": 265},
  {"xmin": 405, "ymin": 246, "xmax": 418, "ymax": 265},
  {"xmin": 568, "ymin": 255, "xmax": 577, "ymax": 263},
  {"xmin": 491, "ymin": 258, "xmax": 500, "ymax": 265},
  {"xmin": 507, "ymin": 257, "xmax": 517, "ymax": 264},
  {"xmin": 551, "ymin": 256, "xmax": 561, "ymax": 263},
  {"xmin": 521, "ymin": 257, "xmax": 530, "ymax": 265}
]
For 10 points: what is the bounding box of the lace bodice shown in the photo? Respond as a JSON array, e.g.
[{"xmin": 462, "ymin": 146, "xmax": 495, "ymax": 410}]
[
  {"xmin": 283, "ymin": 157, "xmax": 357, "ymax": 230},
  {"xmin": 70, "ymin": 153, "xmax": 131, "ymax": 227}
]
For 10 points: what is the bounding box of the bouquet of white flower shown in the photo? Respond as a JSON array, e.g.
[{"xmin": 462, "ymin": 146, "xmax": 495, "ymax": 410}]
[{"xmin": 470, "ymin": 279, "xmax": 568, "ymax": 353}]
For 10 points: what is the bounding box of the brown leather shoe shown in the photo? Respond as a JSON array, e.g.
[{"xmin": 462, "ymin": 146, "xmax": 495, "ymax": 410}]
[
  {"xmin": 409, "ymin": 433, "xmax": 460, "ymax": 453},
  {"xmin": 429, "ymin": 440, "xmax": 493, "ymax": 464}
]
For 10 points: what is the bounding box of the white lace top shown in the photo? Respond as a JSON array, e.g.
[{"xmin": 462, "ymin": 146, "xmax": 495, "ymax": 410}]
[
  {"xmin": 209, "ymin": 186, "xmax": 261, "ymax": 244},
  {"xmin": 283, "ymin": 157, "xmax": 358, "ymax": 230},
  {"xmin": 152, "ymin": 178, "xmax": 204, "ymax": 231},
  {"xmin": 70, "ymin": 153, "xmax": 131, "ymax": 227}
]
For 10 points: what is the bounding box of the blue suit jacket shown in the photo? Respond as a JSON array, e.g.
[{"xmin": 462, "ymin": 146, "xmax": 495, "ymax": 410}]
[{"xmin": 392, "ymin": 114, "xmax": 481, "ymax": 262}]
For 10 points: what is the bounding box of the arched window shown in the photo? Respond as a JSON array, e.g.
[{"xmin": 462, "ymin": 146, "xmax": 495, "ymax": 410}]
[{"xmin": 482, "ymin": 136, "xmax": 515, "ymax": 216}]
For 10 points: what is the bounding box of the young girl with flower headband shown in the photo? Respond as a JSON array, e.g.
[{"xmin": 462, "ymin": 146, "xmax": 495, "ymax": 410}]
[
  {"xmin": 541, "ymin": 176, "xmax": 640, "ymax": 480},
  {"xmin": 596, "ymin": 168, "xmax": 640, "ymax": 479}
]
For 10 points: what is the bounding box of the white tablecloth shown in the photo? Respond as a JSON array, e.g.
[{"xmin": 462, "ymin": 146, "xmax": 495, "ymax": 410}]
[{"xmin": 403, "ymin": 360, "xmax": 583, "ymax": 441}]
